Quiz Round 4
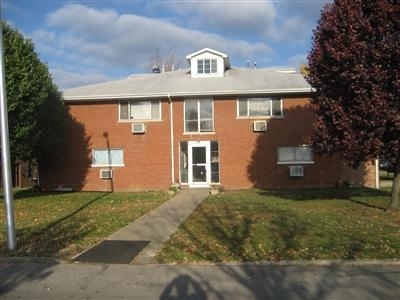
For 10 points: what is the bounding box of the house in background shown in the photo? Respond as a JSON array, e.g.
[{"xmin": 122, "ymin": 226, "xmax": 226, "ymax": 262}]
[
  {"xmin": 39, "ymin": 48, "xmax": 378, "ymax": 192},
  {"xmin": 0, "ymin": 160, "xmax": 38, "ymax": 189}
]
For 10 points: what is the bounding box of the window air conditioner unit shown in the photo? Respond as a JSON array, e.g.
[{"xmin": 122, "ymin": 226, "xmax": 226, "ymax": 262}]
[
  {"xmin": 253, "ymin": 120, "xmax": 267, "ymax": 132},
  {"xmin": 289, "ymin": 166, "xmax": 304, "ymax": 177},
  {"xmin": 100, "ymin": 169, "xmax": 113, "ymax": 179},
  {"xmin": 132, "ymin": 123, "xmax": 145, "ymax": 134}
]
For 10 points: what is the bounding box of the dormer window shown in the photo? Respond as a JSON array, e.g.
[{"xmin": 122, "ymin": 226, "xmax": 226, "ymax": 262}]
[
  {"xmin": 197, "ymin": 59, "xmax": 217, "ymax": 74},
  {"xmin": 186, "ymin": 48, "xmax": 230, "ymax": 78}
]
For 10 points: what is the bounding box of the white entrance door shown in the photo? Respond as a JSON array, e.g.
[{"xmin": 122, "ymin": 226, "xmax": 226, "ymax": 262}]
[{"xmin": 188, "ymin": 141, "xmax": 210, "ymax": 187}]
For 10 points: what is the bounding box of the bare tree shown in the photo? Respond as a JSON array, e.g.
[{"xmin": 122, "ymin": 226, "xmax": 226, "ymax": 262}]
[{"xmin": 148, "ymin": 48, "xmax": 184, "ymax": 73}]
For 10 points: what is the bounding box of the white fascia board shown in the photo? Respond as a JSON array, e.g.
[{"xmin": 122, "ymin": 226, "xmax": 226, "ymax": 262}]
[
  {"xmin": 171, "ymin": 88, "xmax": 312, "ymax": 97},
  {"xmin": 63, "ymin": 88, "xmax": 312, "ymax": 102},
  {"xmin": 186, "ymin": 48, "xmax": 228, "ymax": 60},
  {"xmin": 63, "ymin": 93, "xmax": 170, "ymax": 102}
]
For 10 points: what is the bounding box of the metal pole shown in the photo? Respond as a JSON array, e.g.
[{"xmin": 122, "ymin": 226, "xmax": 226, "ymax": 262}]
[{"xmin": 0, "ymin": 3, "xmax": 16, "ymax": 250}]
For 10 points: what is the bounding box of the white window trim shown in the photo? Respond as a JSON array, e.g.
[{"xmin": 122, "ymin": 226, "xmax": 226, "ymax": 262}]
[
  {"xmin": 184, "ymin": 98, "xmax": 214, "ymax": 134},
  {"xmin": 183, "ymin": 132, "xmax": 216, "ymax": 136},
  {"xmin": 237, "ymin": 97, "xmax": 283, "ymax": 118},
  {"xmin": 277, "ymin": 161, "xmax": 314, "ymax": 165},
  {"xmin": 118, "ymin": 119, "xmax": 163, "ymax": 123},
  {"xmin": 92, "ymin": 163, "xmax": 125, "ymax": 168},
  {"xmin": 118, "ymin": 100, "xmax": 162, "ymax": 122},
  {"xmin": 237, "ymin": 115, "xmax": 284, "ymax": 120},
  {"xmin": 91, "ymin": 148, "xmax": 125, "ymax": 168}
]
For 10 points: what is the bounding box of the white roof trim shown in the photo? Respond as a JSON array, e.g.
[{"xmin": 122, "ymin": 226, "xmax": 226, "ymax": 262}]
[
  {"xmin": 63, "ymin": 88, "xmax": 312, "ymax": 102},
  {"xmin": 185, "ymin": 48, "xmax": 228, "ymax": 60}
]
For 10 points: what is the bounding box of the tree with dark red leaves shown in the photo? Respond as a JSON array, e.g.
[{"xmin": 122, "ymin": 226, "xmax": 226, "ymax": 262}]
[{"xmin": 307, "ymin": 0, "xmax": 400, "ymax": 209}]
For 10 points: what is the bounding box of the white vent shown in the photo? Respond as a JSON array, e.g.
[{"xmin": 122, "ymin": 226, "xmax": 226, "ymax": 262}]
[
  {"xmin": 132, "ymin": 123, "xmax": 145, "ymax": 134},
  {"xmin": 253, "ymin": 120, "xmax": 267, "ymax": 132},
  {"xmin": 289, "ymin": 166, "xmax": 304, "ymax": 177},
  {"xmin": 100, "ymin": 169, "xmax": 113, "ymax": 179}
]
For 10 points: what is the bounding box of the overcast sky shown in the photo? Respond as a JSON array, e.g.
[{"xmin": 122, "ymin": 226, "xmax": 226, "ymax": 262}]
[{"xmin": 2, "ymin": 0, "xmax": 331, "ymax": 89}]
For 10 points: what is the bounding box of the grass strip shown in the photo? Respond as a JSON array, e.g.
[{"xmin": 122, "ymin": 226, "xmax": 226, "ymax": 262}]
[
  {"xmin": 0, "ymin": 190, "xmax": 169, "ymax": 260},
  {"xmin": 157, "ymin": 188, "xmax": 400, "ymax": 263}
]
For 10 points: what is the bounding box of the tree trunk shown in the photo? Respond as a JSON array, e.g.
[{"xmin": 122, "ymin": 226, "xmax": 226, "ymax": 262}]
[
  {"xmin": 390, "ymin": 162, "xmax": 400, "ymax": 209},
  {"xmin": 11, "ymin": 158, "xmax": 16, "ymax": 187}
]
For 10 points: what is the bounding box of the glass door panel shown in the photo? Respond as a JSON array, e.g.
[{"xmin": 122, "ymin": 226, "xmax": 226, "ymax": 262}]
[
  {"xmin": 192, "ymin": 165, "xmax": 206, "ymax": 182},
  {"xmin": 192, "ymin": 147, "xmax": 207, "ymax": 182}
]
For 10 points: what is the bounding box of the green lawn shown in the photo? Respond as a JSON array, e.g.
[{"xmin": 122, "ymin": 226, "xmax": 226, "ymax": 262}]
[
  {"xmin": 380, "ymin": 170, "xmax": 394, "ymax": 180},
  {"xmin": 0, "ymin": 190, "xmax": 169, "ymax": 260},
  {"xmin": 157, "ymin": 188, "xmax": 400, "ymax": 263}
]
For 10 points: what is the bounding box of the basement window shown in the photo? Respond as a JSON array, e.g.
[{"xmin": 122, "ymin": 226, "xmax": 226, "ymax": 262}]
[
  {"xmin": 277, "ymin": 145, "xmax": 313, "ymax": 164},
  {"xmin": 92, "ymin": 149, "xmax": 124, "ymax": 167}
]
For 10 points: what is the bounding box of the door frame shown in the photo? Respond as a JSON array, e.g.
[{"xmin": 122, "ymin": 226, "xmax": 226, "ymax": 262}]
[{"xmin": 188, "ymin": 141, "xmax": 211, "ymax": 187}]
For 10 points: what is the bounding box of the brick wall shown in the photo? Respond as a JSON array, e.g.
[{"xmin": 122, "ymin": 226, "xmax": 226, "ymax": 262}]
[
  {"xmin": 40, "ymin": 100, "xmax": 172, "ymax": 191},
  {"xmin": 40, "ymin": 95, "xmax": 376, "ymax": 191},
  {"xmin": 172, "ymin": 95, "xmax": 376, "ymax": 189}
]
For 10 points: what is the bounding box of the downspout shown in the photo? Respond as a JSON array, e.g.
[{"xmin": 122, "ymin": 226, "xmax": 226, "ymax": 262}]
[
  {"xmin": 168, "ymin": 94, "xmax": 175, "ymax": 185},
  {"xmin": 375, "ymin": 158, "xmax": 380, "ymax": 189}
]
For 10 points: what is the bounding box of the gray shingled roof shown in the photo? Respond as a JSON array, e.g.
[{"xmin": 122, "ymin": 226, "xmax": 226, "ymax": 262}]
[{"xmin": 62, "ymin": 67, "xmax": 312, "ymax": 102}]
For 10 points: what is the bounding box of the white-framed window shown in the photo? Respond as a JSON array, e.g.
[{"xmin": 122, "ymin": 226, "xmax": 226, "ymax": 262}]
[
  {"xmin": 92, "ymin": 149, "xmax": 124, "ymax": 167},
  {"xmin": 238, "ymin": 97, "xmax": 282, "ymax": 117},
  {"xmin": 197, "ymin": 59, "xmax": 217, "ymax": 74},
  {"xmin": 277, "ymin": 145, "xmax": 313, "ymax": 164},
  {"xmin": 184, "ymin": 99, "xmax": 214, "ymax": 133},
  {"xmin": 119, "ymin": 100, "xmax": 161, "ymax": 121}
]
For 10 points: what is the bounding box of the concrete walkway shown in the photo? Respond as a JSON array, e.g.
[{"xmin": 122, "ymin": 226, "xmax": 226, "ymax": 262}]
[{"xmin": 104, "ymin": 188, "xmax": 209, "ymax": 264}]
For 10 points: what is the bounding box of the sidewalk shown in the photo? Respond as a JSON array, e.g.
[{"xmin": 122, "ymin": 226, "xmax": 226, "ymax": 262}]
[
  {"xmin": 73, "ymin": 188, "xmax": 209, "ymax": 264},
  {"xmin": 1, "ymin": 259, "xmax": 399, "ymax": 299}
]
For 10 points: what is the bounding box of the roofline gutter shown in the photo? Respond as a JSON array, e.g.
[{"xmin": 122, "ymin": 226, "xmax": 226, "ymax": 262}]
[{"xmin": 62, "ymin": 88, "xmax": 313, "ymax": 102}]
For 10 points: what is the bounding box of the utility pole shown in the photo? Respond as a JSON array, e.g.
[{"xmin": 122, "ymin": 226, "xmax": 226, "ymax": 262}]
[{"xmin": 0, "ymin": 1, "xmax": 16, "ymax": 250}]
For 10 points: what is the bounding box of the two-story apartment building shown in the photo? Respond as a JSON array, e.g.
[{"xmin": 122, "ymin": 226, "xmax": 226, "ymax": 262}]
[{"xmin": 39, "ymin": 48, "xmax": 377, "ymax": 191}]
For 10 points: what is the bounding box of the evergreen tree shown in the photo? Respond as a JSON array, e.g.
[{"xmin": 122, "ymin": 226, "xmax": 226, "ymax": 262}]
[{"xmin": 2, "ymin": 22, "xmax": 67, "ymax": 177}]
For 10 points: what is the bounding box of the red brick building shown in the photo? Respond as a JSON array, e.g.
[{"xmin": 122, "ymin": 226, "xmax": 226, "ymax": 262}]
[{"xmin": 39, "ymin": 48, "xmax": 378, "ymax": 191}]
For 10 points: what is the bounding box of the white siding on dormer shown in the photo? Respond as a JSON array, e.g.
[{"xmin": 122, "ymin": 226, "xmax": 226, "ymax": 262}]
[{"xmin": 190, "ymin": 52, "xmax": 225, "ymax": 78}]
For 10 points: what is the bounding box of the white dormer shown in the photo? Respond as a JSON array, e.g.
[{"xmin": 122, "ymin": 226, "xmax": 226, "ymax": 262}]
[{"xmin": 186, "ymin": 48, "xmax": 230, "ymax": 78}]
